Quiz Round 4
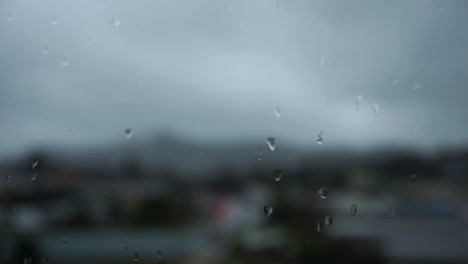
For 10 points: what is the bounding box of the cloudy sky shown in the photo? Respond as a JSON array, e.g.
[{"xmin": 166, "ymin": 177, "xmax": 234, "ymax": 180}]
[{"xmin": 1, "ymin": 0, "xmax": 467, "ymax": 156}]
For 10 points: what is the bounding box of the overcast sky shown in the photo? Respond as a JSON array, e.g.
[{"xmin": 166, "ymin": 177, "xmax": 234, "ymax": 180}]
[{"xmin": 1, "ymin": 0, "xmax": 467, "ymax": 156}]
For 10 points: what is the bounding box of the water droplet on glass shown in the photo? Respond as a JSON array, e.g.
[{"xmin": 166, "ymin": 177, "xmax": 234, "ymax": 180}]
[
  {"xmin": 61, "ymin": 237, "xmax": 69, "ymax": 244},
  {"xmin": 411, "ymin": 81, "xmax": 421, "ymax": 90},
  {"xmin": 320, "ymin": 56, "xmax": 325, "ymax": 66},
  {"xmin": 274, "ymin": 105, "xmax": 281, "ymax": 117},
  {"xmin": 436, "ymin": 4, "xmax": 445, "ymax": 13},
  {"xmin": 316, "ymin": 131, "xmax": 324, "ymax": 145},
  {"xmin": 355, "ymin": 95, "xmax": 363, "ymax": 111},
  {"xmin": 156, "ymin": 249, "xmax": 162, "ymax": 259},
  {"xmin": 409, "ymin": 174, "xmax": 418, "ymax": 183},
  {"xmin": 85, "ymin": 37, "xmax": 92, "ymax": 46},
  {"xmin": 257, "ymin": 147, "xmax": 263, "ymax": 160},
  {"xmin": 42, "ymin": 46, "xmax": 49, "ymax": 55},
  {"xmin": 50, "ymin": 16, "xmax": 58, "ymax": 25},
  {"xmin": 351, "ymin": 204, "xmax": 357, "ymax": 216},
  {"xmin": 61, "ymin": 57, "xmax": 70, "ymax": 67},
  {"xmin": 133, "ymin": 253, "xmax": 140, "ymax": 262},
  {"xmin": 138, "ymin": 77, "xmax": 145, "ymax": 86},
  {"xmin": 112, "ymin": 16, "xmax": 120, "ymax": 27},
  {"xmin": 372, "ymin": 103, "xmax": 379, "ymax": 118},
  {"xmin": 7, "ymin": 13, "xmax": 14, "ymax": 23},
  {"xmin": 264, "ymin": 205, "xmax": 273, "ymax": 217},
  {"xmin": 43, "ymin": 257, "xmax": 48, "ymax": 264},
  {"xmin": 31, "ymin": 173, "xmax": 37, "ymax": 181},
  {"xmin": 391, "ymin": 78, "xmax": 400, "ymax": 86},
  {"xmin": 317, "ymin": 220, "xmax": 324, "ymax": 232},
  {"xmin": 32, "ymin": 160, "xmax": 39, "ymax": 170},
  {"xmin": 24, "ymin": 257, "xmax": 32, "ymax": 264},
  {"xmin": 266, "ymin": 137, "xmax": 276, "ymax": 151},
  {"xmin": 6, "ymin": 174, "xmax": 11, "ymax": 183},
  {"xmin": 276, "ymin": 0, "xmax": 281, "ymax": 8},
  {"xmin": 124, "ymin": 128, "xmax": 133, "ymax": 139},
  {"xmin": 318, "ymin": 187, "xmax": 328, "ymax": 199},
  {"xmin": 273, "ymin": 169, "xmax": 283, "ymax": 182},
  {"xmin": 324, "ymin": 216, "xmax": 333, "ymax": 225}
]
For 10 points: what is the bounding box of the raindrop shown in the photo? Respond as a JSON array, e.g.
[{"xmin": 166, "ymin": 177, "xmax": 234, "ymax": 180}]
[
  {"xmin": 107, "ymin": 192, "xmax": 113, "ymax": 202},
  {"xmin": 318, "ymin": 187, "xmax": 328, "ymax": 199},
  {"xmin": 372, "ymin": 103, "xmax": 379, "ymax": 118},
  {"xmin": 31, "ymin": 173, "xmax": 37, "ymax": 181},
  {"xmin": 32, "ymin": 160, "xmax": 39, "ymax": 170},
  {"xmin": 264, "ymin": 205, "xmax": 273, "ymax": 217},
  {"xmin": 61, "ymin": 57, "xmax": 70, "ymax": 67},
  {"xmin": 274, "ymin": 105, "xmax": 281, "ymax": 117},
  {"xmin": 411, "ymin": 81, "xmax": 421, "ymax": 90},
  {"xmin": 85, "ymin": 36, "xmax": 92, "ymax": 46},
  {"xmin": 324, "ymin": 216, "xmax": 333, "ymax": 225},
  {"xmin": 156, "ymin": 249, "xmax": 162, "ymax": 259},
  {"xmin": 111, "ymin": 16, "xmax": 120, "ymax": 27},
  {"xmin": 61, "ymin": 237, "xmax": 69, "ymax": 244},
  {"xmin": 124, "ymin": 237, "xmax": 129, "ymax": 250},
  {"xmin": 43, "ymin": 257, "xmax": 48, "ymax": 264},
  {"xmin": 133, "ymin": 253, "xmax": 140, "ymax": 262},
  {"xmin": 138, "ymin": 77, "xmax": 145, "ymax": 86},
  {"xmin": 355, "ymin": 95, "xmax": 363, "ymax": 112},
  {"xmin": 320, "ymin": 56, "xmax": 325, "ymax": 66},
  {"xmin": 273, "ymin": 169, "xmax": 283, "ymax": 182},
  {"xmin": 276, "ymin": 0, "xmax": 281, "ymax": 8},
  {"xmin": 317, "ymin": 220, "xmax": 324, "ymax": 232},
  {"xmin": 124, "ymin": 128, "xmax": 133, "ymax": 139},
  {"xmin": 7, "ymin": 13, "xmax": 14, "ymax": 22},
  {"xmin": 6, "ymin": 174, "xmax": 11, "ymax": 183},
  {"xmin": 436, "ymin": 4, "xmax": 445, "ymax": 13},
  {"xmin": 257, "ymin": 147, "xmax": 263, "ymax": 161},
  {"xmin": 316, "ymin": 131, "xmax": 324, "ymax": 145},
  {"xmin": 24, "ymin": 257, "xmax": 32, "ymax": 264},
  {"xmin": 391, "ymin": 78, "xmax": 400, "ymax": 86},
  {"xmin": 50, "ymin": 16, "xmax": 58, "ymax": 25},
  {"xmin": 350, "ymin": 204, "xmax": 357, "ymax": 216},
  {"xmin": 266, "ymin": 137, "xmax": 276, "ymax": 151},
  {"xmin": 409, "ymin": 174, "xmax": 418, "ymax": 183},
  {"xmin": 42, "ymin": 46, "xmax": 49, "ymax": 55}
]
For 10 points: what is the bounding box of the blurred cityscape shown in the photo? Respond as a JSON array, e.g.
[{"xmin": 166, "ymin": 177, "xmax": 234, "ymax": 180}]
[{"xmin": 1, "ymin": 134, "xmax": 467, "ymax": 264}]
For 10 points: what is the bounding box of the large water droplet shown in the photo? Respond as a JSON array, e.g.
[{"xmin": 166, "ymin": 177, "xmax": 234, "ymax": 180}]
[
  {"xmin": 32, "ymin": 160, "xmax": 39, "ymax": 170},
  {"xmin": 436, "ymin": 4, "xmax": 445, "ymax": 13},
  {"xmin": 274, "ymin": 106, "xmax": 281, "ymax": 117},
  {"xmin": 42, "ymin": 46, "xmax": 49, "ymax": 55},
  {"xmin": 50, "ymin": 16, "xmax": 58, "ymax": 25},
  {"xmin": 31, "ymin": 173, "xmax": 37, "ymax": 181},
  {"xmin": 324, "ymin": 216, "xmax": 333, "ymax": 225},
  {"xmin": 112, "ymin": 16, "xmax": 120, "ymax": 27},
  {"xmin": 61, "ymin": 237, "xmax": 69, "ymax": 244},
  {"xmin": 156, "ymin": 249, "xmax": 162, "ymax": 259},
  {"xmin": 391, "ymin": 78, "xmax": 400, "ymax": 86},
  {"xmin": 24, "ymin": 257, "xmax": 32, "ymax": 264},
  {"xmin": 372, "ymin": 103, "xmax": 379, "ymax": 118},
  {"xmin": 138, "ymin": 77, "xmax": 145, "ymax": 86},
  {"xmin": 42, "ymin": 257, "xmax": 48, "ymax": 264},
  {"xmin": 318, "ymin": 187, "xmax": 328, "ymax": 199},
  {"xmin": 85, "ymin": 36, "xmax": 92, "ymax": 46},
  {"xmin": 6, "ymin": 174, "xmax": 11, "ymax": 183},
  {"xmin": 133, "ymin": 253, "xmax": 140, "ymax": 262},
  {"xmin": 317, "ymin": 220, "xmax": 324, "ymax": 232},
  {"xmin": 266, "ymin": 137, "xmax": 276, "ymax": 151},
  {"xmin": 409, "ymin": 174, "xmax": 418, "ymax": 183},
  {"xmin": 264, "ymin": 205, "xmax": 273, "ymax": 217},
  {"xmin": 7, "ymin": 13, "xmax": 14, "ymax": 23},
  {"xmin": 316, "ymin": 131, "xmax": 324, "ymax": 145},
  {"xmin": 320, "ymin": 56, "xmax": 325, "ymax": 66},
  {"xmin": 124, "ymin": 128, "xmax": 133, "ymax": 139},
  {"xmin": 61, "ymin": 57, "xmax": 70, "ymax": 67},
  {"xmin": 411, "ymin": 82, "xmax": 421, "ymax": 90},
  {"xmin": 350, "ymin": 204, "xmax": 357, "ymax": 216},
  {"xmin": 355, "ymin": 95, "xmax": 363, "ymax": 111},
  {"xmin": 273, "ymin": 169, "xmax": 283, "ymax": 182}
]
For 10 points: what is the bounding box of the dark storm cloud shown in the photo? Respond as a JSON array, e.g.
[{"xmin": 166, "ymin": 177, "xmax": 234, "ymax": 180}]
[{"xmin": 0, "ymin": 0, "xmax": 467, "ymax": 156}]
